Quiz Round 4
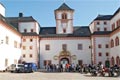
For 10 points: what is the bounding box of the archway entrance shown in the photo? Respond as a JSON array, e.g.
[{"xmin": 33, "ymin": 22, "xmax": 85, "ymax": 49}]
[{"xmin": 60, "ymin": 58, "xmax": 69, "ymax": 65}]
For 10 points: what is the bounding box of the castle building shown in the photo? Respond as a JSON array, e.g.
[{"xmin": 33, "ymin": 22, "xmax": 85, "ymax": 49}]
[{"xmin": 0, "ymin": 3, "xmax": 119, "ymax": 70}]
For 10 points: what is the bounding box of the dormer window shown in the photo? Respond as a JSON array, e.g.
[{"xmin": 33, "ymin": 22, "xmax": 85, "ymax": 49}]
[{"xmin": 62, "ymin": 13, "xmax": 67, "ymax": 19}]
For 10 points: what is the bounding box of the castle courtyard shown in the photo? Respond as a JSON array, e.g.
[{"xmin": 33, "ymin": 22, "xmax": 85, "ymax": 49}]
[{"xmin": 0, "ymin": 72, "xmax": 119, "ymax": 80}]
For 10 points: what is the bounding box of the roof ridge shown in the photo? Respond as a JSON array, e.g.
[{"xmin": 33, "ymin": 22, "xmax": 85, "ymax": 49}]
[{"xmin": 55, "ymin": 3, "xmax": 74, "ymax": 11}]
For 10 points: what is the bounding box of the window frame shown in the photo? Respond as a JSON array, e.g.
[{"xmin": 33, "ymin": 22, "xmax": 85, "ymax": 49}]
[{"xmin": 78, "ymin": 44, "xmax": 83, "ymax": 50}]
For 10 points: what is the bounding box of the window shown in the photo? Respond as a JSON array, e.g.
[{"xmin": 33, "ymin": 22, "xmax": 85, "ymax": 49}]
[
  {"xmin": 111, "ymin": 39, "xmax": 114, "ymax": 48},
  {"xmin": 104, "ymin": 21, "xmax": 107, "ymax": 25},
  {"xmin": 45, "ymin": 44, "xmax": 50, "ymax": 50},
  {"xmin": 116, "ymin": 19, "xmax": 120, "ymax": 27},
  {"xmin": 105, "ymin": 44, "xmax": 109, "ymax": 48},
  {"xmin": 104, "ymin": 27, "xmax": 107, "ymax": 31},
  {"xmin": 23, "ymin": 54, "xmax": 26, "ymax": 58},
  {"xmin": 30, "ymin": 39, "xmax": 33, "ymax": 42},
  {"xmin": 30, "ymin": 46, "xmax": 33, "ymax": 50},
  {"xmin": 23, "ymin": 39, "xmax": 26, "ymax": 42},
  {"xmin": 98, "ymin": 44, "xmax": 102, "ymax": 48},
  {"xmin": 97, "ymin": 28, "xmax": 100, "ymax": 31},
  {"xmin": 97, "ymin": 22, "xmax": 100, "ymax": 25},
  {"xmin": 24, "ymin": 29, "xmax": 27, "ymax": 33},
  {"xmin": 23, "ymin": 46, "xmax": 26, "ymax": 50},
  {"xmin": 31, "ymin": 29, "xmax": 34, "ymax": 32},
  {"xmin": 115, "ymin": 37, "xmax": 119, "ymax": 46},
  {"xmin": 106, "ymin": 52, "xmax": 109, "ymax": 56},
  {"xmin": 111, "ymin": 57, "xmax": 115, "ymax": 66},
  {"xmin": 6, "ymin": 36, "xmax": 9, "ymax": 44},
  {"xmin": 63, "ymin": 28, "xmax": 66, "ymax": 33},
  {"xmin": 14, "ymin": 41, "xmax": 17, "ymax": 48},
  {"xmin": 30, "ymin": 54, "xmax": 32, "ymax": 58},
  {"xmin": 78, "ymin": 44, "xmax": 82, "ymax": 50},
  {"xmin": 116, "ymin": 56, "xmax": 119, "ymax": 65},
  {"xmin": 62, "ymin": 13, "xmax": 67, "ymax": 19},
  {"xmin": 112, "ymin": 23, "xmax": 115, "ymax": 30},
  {"xmin": 78, "ymin": 60, "xmax": 83, "ymax": 66},
  {"xmin": 62, "ymin": 44, "xmax": 67, "ymax": 51},
  {"xmin": 98, "ymin": 52, "xmax": 102, "ymax": 57},
  {"xmin": 5, "ymin": 58, "xmax": 8, "ymax": 66}
]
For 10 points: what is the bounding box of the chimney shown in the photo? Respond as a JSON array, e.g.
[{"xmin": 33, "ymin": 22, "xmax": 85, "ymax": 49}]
[{"xmin": 19, "ymin": 12, "xmax": 23, "ymax": 17}]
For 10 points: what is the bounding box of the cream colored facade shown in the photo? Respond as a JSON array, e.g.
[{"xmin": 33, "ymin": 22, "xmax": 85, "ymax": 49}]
[
  {"xmin": 0, "ymin": 17, "xmax": 21, "ymax": 71},
  {"xmin": 0, "ymin": 3, "xmax": 119, "ymax": 69}
]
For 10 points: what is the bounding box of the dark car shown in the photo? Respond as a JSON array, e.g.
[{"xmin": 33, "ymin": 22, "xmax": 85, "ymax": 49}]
[{"xmin": 23, "ymin": 63, "xmax": 37, "ymax": 73}]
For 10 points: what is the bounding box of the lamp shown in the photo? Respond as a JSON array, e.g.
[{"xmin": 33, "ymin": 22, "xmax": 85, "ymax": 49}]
[{"xmin": 71, "ymin": 55, "xmax": 76, "ymax": 60}]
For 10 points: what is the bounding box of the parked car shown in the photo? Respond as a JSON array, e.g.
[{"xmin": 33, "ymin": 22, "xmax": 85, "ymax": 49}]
[
  {"xmin": 23, "ymin": 63, "xmax": 37, "ymax": 73},
  {"xmin": 7, "ymin": 64, "xmax": 24, "ymax": 73}
]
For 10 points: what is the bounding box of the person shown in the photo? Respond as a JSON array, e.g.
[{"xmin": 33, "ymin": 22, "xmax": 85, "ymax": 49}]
[
  {"xmin": 66, "ymin": 63, "xmax": 70, "ymax": 72},
  {"xmin": 53, "ymin": 64, "xmax": 56, "ymax": 72},
  {"xmin": 46, "ymin": 64, "xmax": 50, "ymax": 72},
  {"xmin": 56, "ymin": 64, "xmax": 59, "ymax": 72},
  {"xmin": 62, "ymin": 63, "xmax": 66, "ymax": 72},
  {"xmin": 60, "ymin": 64, "xmax": 63, "ymax": 72},
  {"xmin": 72, "ymin": 63, "xmax": 75, "ymax": 72}
]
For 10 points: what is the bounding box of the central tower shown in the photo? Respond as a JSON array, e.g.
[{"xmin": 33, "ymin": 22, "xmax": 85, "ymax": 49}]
[{"xmin": 54, "ymin": 3, "xmax": 74, "ymax": 34}]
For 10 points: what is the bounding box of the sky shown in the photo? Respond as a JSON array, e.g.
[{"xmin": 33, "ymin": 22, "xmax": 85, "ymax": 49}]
[{"xmin": 0, "ymin": 0, "xmax": 120, "ymax": 27}]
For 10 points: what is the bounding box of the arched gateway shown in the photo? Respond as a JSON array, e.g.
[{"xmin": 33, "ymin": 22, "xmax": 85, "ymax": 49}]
[{"xmin": 59, "ymin": 50, "xmax": 71, "ymax": 65}]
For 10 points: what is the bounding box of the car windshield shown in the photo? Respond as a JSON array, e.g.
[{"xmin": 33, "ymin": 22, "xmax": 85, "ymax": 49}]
[{"xmin": 18, "ymin": 65, "xmax": 24, "ymax": 67}]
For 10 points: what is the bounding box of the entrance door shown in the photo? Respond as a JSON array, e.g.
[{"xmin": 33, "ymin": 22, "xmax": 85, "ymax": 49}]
[
  {"xmin": 60, "ymin": 58, "xmax": 69, "ymax": 65},
  {"xmin": 105, "ymin": 60, "xmax": 110, "ymax": 68}
]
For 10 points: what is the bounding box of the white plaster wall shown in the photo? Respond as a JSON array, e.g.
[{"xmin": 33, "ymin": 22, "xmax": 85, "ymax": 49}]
[
  {"xmin": 110, "ymin": 11, "xmax": 120, "ymax": 30},
  {"xmin": 21, "ymin": 37, "xmax": 39, "ymax": 64},
  {"xmin": 19, "ymin": 22, "xmax": 36, "ymax": 33},
  {"xmin": 94, "ymin": 37, "xmax": 110, "ymax": 65},
  {"xmin": 35, "ymin": 22, "xmax": 40, "ymax": 34},
  {"xmin": 0, "ymin": 24, "xmax": 21, "ymax": 71},
  {"xmin": 95, "ymin": 20, "xmax": 110, "ymax": 31},
  {"xmin": 89, "ymin": 22, "xmax": 95, "ymax": 33},
  {"xmin": 56, "ymin": 11, "xmax": 73, "ymax": 34},
  {"xmin": 0, "ymin": 4, "xmax": 5, "ymax": 16},
  {"xmin": 56, "ymin": 20, "xmax": 63, "ymax": 34},
  {"xmin": 56, "ymin": 11, "xmax": 73, "ymax": 19},
  {"xmin": 110, "ymin": 32, "xmax": 120, "ymax": 61},
  {"xmin": 40, "ymin": 38, "xmax": 91, "ymax": 68}
]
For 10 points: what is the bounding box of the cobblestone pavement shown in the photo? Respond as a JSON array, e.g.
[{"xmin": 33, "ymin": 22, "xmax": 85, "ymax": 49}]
[{"xmin": 0, "ymin": 72, "xmax": 120, "ymax": 80}]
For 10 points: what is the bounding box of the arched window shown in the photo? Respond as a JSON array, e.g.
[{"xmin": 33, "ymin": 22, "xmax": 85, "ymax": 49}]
[
  {"xmin": 116, "ymin": 56, "xmax": 119, "ymax": 65},
  {"xmin": 111, "ymin": 23, "xmax": 115, "ymax": 30},
  {"xmin": 62, "ymin": 13, "xmax": 67, "ymax": 19},
  {"xmin": 115, "ymin": 37, "xmax": 119, "ymax": 46},
  {"xmin": 111, "ymin": 57, "xmax": 115, "ymax": 66},
  {"xmin": 111, "ymin": 39, "xmax": 114, "ymax": 48}
]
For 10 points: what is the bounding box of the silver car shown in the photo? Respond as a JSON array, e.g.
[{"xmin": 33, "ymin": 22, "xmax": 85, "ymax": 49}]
[{"xmin": 7, "ymin": 64, "xmax": 24, "ymax": 73}]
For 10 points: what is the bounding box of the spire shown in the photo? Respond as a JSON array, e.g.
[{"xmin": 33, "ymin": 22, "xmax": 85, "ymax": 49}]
[{"xmin": 55, "ymin": 3, "xmax": 74, "ymax": 11}]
